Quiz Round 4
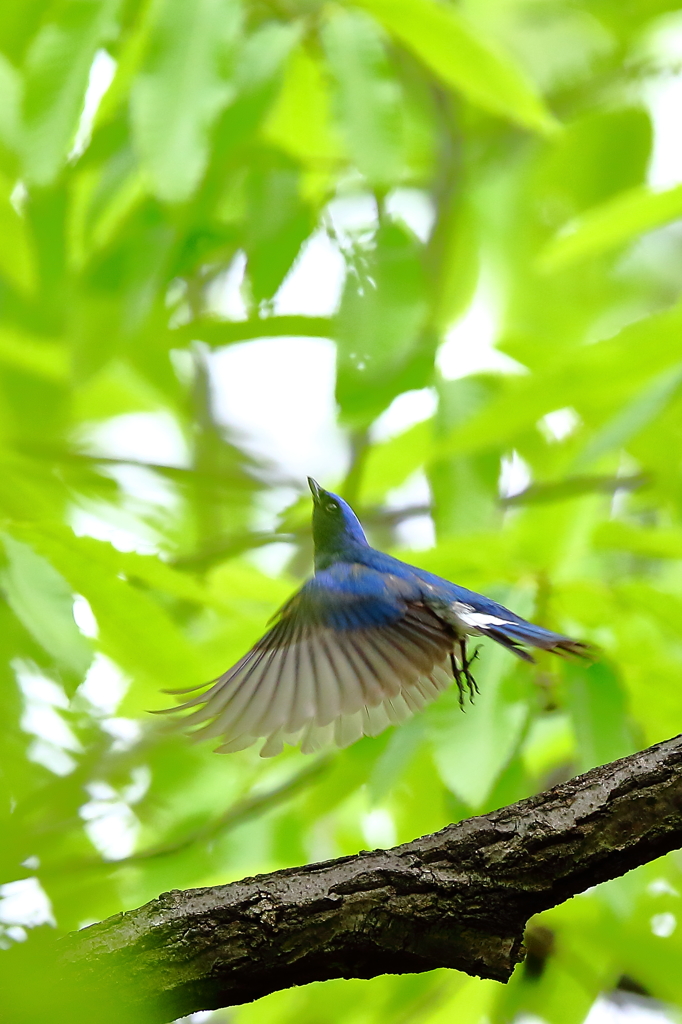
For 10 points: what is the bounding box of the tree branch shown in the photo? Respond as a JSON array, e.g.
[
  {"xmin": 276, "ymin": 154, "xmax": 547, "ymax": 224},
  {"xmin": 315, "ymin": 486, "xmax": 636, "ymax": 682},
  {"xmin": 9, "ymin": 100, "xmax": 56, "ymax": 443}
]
[{"xmin": 57, "ymin": 735, "xmax": 682, "ymax": 1023}]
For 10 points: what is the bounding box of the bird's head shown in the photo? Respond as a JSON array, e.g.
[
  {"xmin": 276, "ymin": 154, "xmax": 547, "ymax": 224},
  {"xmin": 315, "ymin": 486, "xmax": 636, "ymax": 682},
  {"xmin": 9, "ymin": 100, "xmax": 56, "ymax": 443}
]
[{"xmin": 308, "ymin": 478, "xmax": 369, "ymax": 568}]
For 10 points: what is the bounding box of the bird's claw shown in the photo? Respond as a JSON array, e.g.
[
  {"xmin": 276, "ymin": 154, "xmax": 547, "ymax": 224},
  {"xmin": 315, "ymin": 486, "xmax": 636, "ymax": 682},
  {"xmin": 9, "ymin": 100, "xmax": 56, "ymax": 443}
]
[
  {"xmin": 464, "ymin": 645, "xmax": 481, "ymax": 698},
  {"xmin": 451, "ymin": 642, "xmax": 480, "ymax": 709}
]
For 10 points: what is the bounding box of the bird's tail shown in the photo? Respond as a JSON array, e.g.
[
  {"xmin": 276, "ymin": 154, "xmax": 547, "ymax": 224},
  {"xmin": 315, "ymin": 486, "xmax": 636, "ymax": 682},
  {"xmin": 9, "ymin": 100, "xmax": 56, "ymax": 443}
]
[{"xmin": 478, "ymin": 619, "xmax": 591, "ymax": 663}]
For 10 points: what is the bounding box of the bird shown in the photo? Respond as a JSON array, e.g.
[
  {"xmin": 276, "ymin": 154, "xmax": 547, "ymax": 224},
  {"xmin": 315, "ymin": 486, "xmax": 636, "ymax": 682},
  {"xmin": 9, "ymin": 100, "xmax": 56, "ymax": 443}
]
[{"xmin": 164, "ymin": 478, "xmax": 590, "ymax": 757}]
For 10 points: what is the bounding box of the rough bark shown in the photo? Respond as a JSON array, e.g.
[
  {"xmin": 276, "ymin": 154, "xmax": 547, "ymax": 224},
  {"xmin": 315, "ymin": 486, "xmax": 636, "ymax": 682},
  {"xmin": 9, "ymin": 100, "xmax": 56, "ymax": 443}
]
[{"xmin": 58, "ymin": 734, "xmax": 682, "ymax": 1023}]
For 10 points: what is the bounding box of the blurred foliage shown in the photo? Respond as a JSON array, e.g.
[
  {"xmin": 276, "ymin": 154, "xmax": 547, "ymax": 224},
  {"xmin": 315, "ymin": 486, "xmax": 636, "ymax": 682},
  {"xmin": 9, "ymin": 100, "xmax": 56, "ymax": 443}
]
[{"xmin": 2, "ymin": 0, "xmax": 682, "ymax": 1022}]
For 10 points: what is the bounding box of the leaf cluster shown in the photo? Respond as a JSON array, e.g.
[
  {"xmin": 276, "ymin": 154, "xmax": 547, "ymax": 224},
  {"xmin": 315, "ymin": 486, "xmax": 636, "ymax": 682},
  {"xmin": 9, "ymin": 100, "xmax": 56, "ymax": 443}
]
[{"xmin": 1, "ymin": 1, "xmax": 682, "ymax": 1022}]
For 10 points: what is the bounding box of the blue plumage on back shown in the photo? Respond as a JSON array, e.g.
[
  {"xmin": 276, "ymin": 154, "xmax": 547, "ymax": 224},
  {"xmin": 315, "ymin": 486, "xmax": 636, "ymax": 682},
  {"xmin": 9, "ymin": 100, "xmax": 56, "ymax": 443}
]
[{"xmin": 165, "ymin": 477, "xmax": 589, "ymax": 757}]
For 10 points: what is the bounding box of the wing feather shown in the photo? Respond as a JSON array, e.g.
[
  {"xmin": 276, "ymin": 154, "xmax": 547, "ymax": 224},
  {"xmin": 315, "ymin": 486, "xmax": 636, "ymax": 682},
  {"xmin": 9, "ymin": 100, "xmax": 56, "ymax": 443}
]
[
  {"xmin": 300, "ymin": 720, "xmax": 334, "ymax": 755},
  {"xmin": 384, "ymin": 693, "xmax": 413, "ymax": 725},
  {"xmin": 200, "ymin": 645, "xmax": 281, "ymax": 739},
  {"xmin": 342, "ymin": 636, "xmax": 391, "ymax": 705},
  {"xmin": 293, "ymin": 630, "xmax": 317, "ymax": 729},
  {"xmin": 322, "ymin": 635, "xmax": 366, "ymax": 716},
  {"xmin": 214, "ymin": 734, "xmax": 254, "ymax": 753},
  {"xmin": 166, "ymin": 564, "xmax": 457, "ymax": 755},
  {"xmin": 182, "ymin": 647, "xmax": 267, "ymax": 728},
  {"xmin": 370, "ymin": 632, "xmax": 422, "ymax": 686},
  {"xmin": 362, "ymin": 703, "xmax": 391, "ymax": 736},
  {"xmin": 286, "ymin": 636, "xmax": 315, "ymax": 734},
  {"xmin": 334, "ymin": 711, "xmax": 364, "ymax": 748},
  {"xmin": 309, "ymin": 635, "xmax": 341, "ymax": 726},
  {"xmin": 351, "ymin": 634, "xmax": 406, "ymax": 700},
  {"xmin": 259, "ymin": 728, "xmax": 285, "ymax": 758},
  {"xmin": 255, "ymin": 644, "xmax": 297, "ymax": 735}
]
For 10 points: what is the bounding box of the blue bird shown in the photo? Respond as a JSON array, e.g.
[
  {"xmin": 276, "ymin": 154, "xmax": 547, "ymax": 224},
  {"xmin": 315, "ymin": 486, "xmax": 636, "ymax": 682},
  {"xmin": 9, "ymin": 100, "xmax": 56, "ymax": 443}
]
[{"xmin": 167, "ymin": 478, "xmax": 589, "ymax": 757}]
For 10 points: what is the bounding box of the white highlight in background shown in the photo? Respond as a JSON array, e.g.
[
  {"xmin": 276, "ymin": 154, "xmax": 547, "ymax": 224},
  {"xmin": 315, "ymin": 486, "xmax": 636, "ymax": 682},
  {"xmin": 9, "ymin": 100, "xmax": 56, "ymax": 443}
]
[
  {"xmin": 643, "ymin": 13, "xmax": 682, "ymax": 189},
  {"xmin": 646, "ymin": 73, "xmax": 682, "ymax": 189},
  {"xmin": 584, "ymin": 993, "xmax": 675, "ymax": 1024},
  {"xmin": 247, "ymin": 487, "xmax": 300, "ymax": 577},
  {"xmin": 274, "ymin": 232, "xmax": 346, "ymax": 316},
  {"xmin": 70, "ymin": 49, "xmax": 116, "ymax": 160},
  {"xmin": 326, "ymin": 193, "xmax": 378, "ymax": 243},
  {"xmin": 0, "ymin": 878, "xmax": 55, "ymax": 929},
  {"xmin": 386, "ymin": 469, "xmax": 435, "ymax": 550},
  {"xmin": 650, "ymin": 912, "xmax": 677, "ymax": 938},
  {"xmin": 371, "ymin": 388, "xmax": 437, "ymax": 443},
  {"xmin": 73, "ymin": 594, "xmax": 98, "ymax": 638},
  {"xmin": 499, "ymin": 451, "xmax": 531, "ymax": 499},
  {"xmin": 80, "ymin": 411, "xmax": 190, "ymax": 468},
  {"xmin": 540, "ymin": 407, "xmax": 581, "ymax": 442},
  {"xmin": 648, "ymin": 878, "xmax": 680, "ymax": 897},
  {"xmin": 72, "ymin": 411, "xmax": 187, "ymax": 554},
  {"xmin": 77, "ymin": 655, "xmax": 139, "ymax": 752},
  {"xmin": 209, "ymin": 337, "xmax": 349, "ymax": 484},
  {"xmin": 206, "ymin": 252, "xmax": 248, "ymax": 321},
  {"xmin": 71, "ymin": 508, "xmax": 161, "ymax": 555},
  {"xmin": 362, "ymin": 808, "xmax": 397, "ymax": 849},
  {"xmin": 15, "ymin": 661, "xmax": 81, "ymax": 776},
  {"xmin": 80, "ymin": 768, "xmax": 150, "ymax": 861},
  {"xmin": 385, "ymin": 188, "xmax": 436, "ymax": 242},
  {"xmin": 78, "ymin": 654, "xmax": 129, "ymax": 717},
  {"xmin": 438, "ymin": 280, "xmax": 525, "ymax": 380}
]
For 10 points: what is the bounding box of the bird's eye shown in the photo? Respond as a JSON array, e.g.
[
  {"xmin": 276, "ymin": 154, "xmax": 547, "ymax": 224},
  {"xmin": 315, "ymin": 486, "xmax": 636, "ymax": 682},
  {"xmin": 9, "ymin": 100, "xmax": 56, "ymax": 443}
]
[{"xmin": 325, "ymin": 500, "xmax": 338, "ymax": 512}]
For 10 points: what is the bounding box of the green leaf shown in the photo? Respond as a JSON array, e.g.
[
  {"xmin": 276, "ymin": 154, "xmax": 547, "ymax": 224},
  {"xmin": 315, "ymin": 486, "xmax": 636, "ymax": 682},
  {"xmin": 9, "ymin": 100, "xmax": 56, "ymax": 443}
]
[
  {"xmin": 594, "ymin": 521, "xmax": 682, "ymax": 560},
  {"xmin": 429, "ymin": 377, "xmax": 500, "ymax": 538},
  {"xmin": 131, "ymin": 0, "xmax": 240, "ymax": 202},
  {"xmin": 427, "ymin": 636, "xmax": 529, "ymax": 808},
  {"xmin": 367, "ymin": 717, "xmax": 424, "ymax": 803},
  {"xmin": 566, "ymin": 661, "xmax": 635, "ymax": 773},
  {"xmin": 263, "ymin": 43, "xmax": 343, "ymax": 167},
  {"xmin": 244, "ymin": 159, "xmax": 313, "ymax": 302},
  {"xmin": 234, "ymin": 21, "xmax": 299, "ymax": 94},
  {"xmin": 90, "ymin": 0, "xmax": 161, "ymax": 129},
  {"xmin": 429, "ymin": 195, "xmax": 479, "ymax": 334},
  {"xmin": 359, "ymin": 419, "xmax": 433, "ymax": 504},
  {"xmin": 69, "ymin": 151, "xmax": 147, "ymax": 268},
  {"xmin": 0, "ymin": 532, "xmax": 93, "ymax": 677},
  {"xmin": 336, "ymin": 220, "xmax": 430, "ymax": 425},
  {"xmin": 351, "ymin": 0, "xmax": 557, "ymax": 134},
  {"xmin": 536, "ymin": 108, "xmax": 652, "ymax": 215},
  {"xmin": 322, "ymin": 8, "xmax": 402, "ymax": 188},
  {"xmin": 0, "ymin": 328, "xmax": 66, "ymax": 379},
  {"xmin": 538, "ymin": 183, "xmax": 682, "ymax": 272},
  {"xmin": 0, "ymin": 51, "xmax": 22, "ymax": 153},
  {"xmin": 424, "ymin": 975, "xmax": 500, "ymax": 1024},
  {"xmin": 114, "ymin": 549, "xmax": 213, "ymax": 605},
  {"xmin": 6, "ymin": 524, "xmax": 208, "ymax": 711},
  {"xmin": 436, "ymin": 305, "xmax": 682, "ymax": 460},
  {"xmin": 22, "ymin": 0, "xmax": 121, "ymax": 186},
  {"xmin": 573, "ymin": 362, "xmax": 682, "ymax": 471},
  {"xmin": 0, "ymin": 173, "xmax": 35, "ymax": 294}
]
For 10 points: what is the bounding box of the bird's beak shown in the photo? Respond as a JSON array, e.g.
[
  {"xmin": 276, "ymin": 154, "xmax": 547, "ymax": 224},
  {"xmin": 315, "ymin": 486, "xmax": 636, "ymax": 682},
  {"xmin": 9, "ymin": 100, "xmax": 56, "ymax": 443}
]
[{"xmin": 307, "ymin": 477, "xmax": 322, "ymax": 504}]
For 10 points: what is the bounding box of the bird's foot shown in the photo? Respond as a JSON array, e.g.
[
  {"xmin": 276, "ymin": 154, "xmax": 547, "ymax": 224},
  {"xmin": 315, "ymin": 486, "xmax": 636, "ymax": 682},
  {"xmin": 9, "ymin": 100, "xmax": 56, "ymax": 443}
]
[
  {"xmin": 462, "ymin": 645, "xmax": 481, "ymax": 703},
  {"xmin": 451, "ymin": 643, "xmax": 481, "ymax": 709},
  {"xmin": 450, "ymin": 651, "xmax": 466, "ymax": 708}
]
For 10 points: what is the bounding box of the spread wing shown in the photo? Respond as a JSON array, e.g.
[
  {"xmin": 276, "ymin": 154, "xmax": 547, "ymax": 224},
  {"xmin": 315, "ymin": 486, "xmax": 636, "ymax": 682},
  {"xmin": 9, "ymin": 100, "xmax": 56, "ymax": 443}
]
[{"xmin": 162, "ymin": 563, "xmax": 456, "ymax": 757}]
